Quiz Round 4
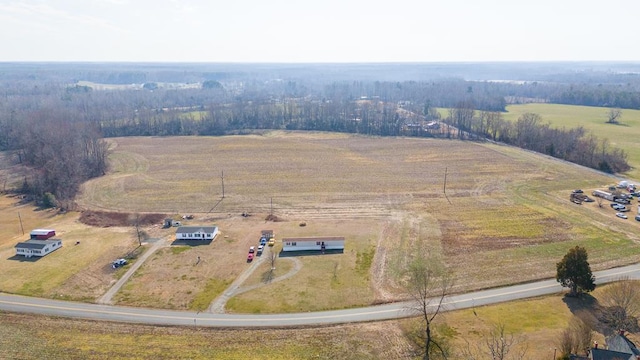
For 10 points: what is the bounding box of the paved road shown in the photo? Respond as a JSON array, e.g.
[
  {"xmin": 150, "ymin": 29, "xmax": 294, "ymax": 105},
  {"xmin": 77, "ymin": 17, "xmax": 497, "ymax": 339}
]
[{"xmin": 1, "ymin": 263, "xmax": 639, "ymax": 328}]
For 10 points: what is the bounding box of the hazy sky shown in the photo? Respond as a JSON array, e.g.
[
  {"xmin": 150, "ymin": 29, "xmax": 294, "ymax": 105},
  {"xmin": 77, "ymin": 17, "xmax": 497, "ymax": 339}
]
[{"xmin": 1, "ymin": 0, "xmax": 639, "ymax": 62}]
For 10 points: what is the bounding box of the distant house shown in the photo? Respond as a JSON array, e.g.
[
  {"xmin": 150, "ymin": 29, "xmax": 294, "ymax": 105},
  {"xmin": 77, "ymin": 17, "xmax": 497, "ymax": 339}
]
[
  {"xmin": 15, "ymin": 239, "xmax": 62, "ymax": 257},
  {"xmin": 282, "ymin": 236, "xmax": 345, "ymax": 252},
  {"xmin": 29, "ymin": 229, "xmax": 56, "ymax": 240},
  {"xmin": 175, "ymin": 226, "xmax": 219, "ymax": 240},
  {"xmin": 261, "ymin": 230, "xmax": 274, "ymax": 239}
]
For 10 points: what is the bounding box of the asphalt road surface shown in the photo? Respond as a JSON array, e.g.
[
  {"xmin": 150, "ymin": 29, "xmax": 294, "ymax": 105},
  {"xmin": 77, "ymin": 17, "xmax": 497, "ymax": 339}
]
[{"xmin": 1, "ymin": 263, "xmax": 639, "ymax": 328}]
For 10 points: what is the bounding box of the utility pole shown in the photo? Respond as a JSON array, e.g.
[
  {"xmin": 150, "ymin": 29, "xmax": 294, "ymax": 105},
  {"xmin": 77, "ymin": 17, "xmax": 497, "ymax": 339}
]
[
  {"xmin": 221, "ymin": 170, "xmax": 225, "ymax": 198},
  {"xmin": 443, "ymin": 167, "xmax": 448, "ymax": 194},
  {"xmin": 18, "ymin": 212, "xmax": 24, "ymax": 235},
  {"xmin": 270, "ymin": 197, "xmax": 273, "ymax": 216},
  {"xmin": 443, "ymin": 167, "xmax": 452, "ymax": 205}
]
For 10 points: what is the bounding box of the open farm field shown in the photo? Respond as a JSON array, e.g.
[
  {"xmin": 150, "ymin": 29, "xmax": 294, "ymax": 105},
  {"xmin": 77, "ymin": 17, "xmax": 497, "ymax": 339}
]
[
  {"xmin": 504, "ymin": 103, "xmax": 640, "ymax": 179},
  {"xmin": 70, "ymin": 132, "xmax": 640, "ymax": 312},
  {"xmin": 76, "ymin": 80, "xmax": 201, "ymax": 91}
]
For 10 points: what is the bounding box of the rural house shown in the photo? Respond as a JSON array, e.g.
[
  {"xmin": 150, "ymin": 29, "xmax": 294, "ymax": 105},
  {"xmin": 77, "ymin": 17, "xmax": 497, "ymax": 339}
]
[
  {"xmin": 571, "ymin": 331, "xmax": 640, "ymax": 360},
  {"xmin": 15, "ymin": 239, "xmax": 62, "ymax": 258},
  {"xmin": 282, "ymin": 236, "xmax": 345, "ymax": 252},
  {"xmin": 175, "ymin": 226, "xmax": 219, "ymax": 240},
  {"xmin": 29, "ymin": 229, "xmax": 56, "ymax": 240}
]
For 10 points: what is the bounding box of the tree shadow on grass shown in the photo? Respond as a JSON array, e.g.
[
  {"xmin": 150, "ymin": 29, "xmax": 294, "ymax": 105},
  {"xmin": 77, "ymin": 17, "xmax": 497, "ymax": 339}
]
[
  {"xmin": 261, "ymin": 269, "xmax": 275, "ymax": 284},
  {"xmin": 562, "ymin": 293, "xmax": 611, "ymax": 336}
]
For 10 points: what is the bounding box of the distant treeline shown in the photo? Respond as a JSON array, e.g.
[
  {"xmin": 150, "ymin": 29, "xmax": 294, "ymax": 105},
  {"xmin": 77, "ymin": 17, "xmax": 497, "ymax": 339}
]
[
  {"xmin": 0, "ymin": 72, "xmax": 636, "ymax": 203},
  {"xmin": 98, "ymin": 97, "xmax": 629, "ymax": 174},
  {"xmin": 551, "ymin": 89, "xmax": 640, "ymax": 109},
  {"xmin": 444, "ymin": 102, "xmax": 629, "ymax": 173}
]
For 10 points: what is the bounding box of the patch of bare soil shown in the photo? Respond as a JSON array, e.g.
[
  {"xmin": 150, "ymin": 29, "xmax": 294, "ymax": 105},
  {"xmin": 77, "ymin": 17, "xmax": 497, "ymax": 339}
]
[
  {"xmin": 264, "ymin": 214, "xmax": 285, "ymax": 222},
  {"xmin": 79, "ymin": 210, "xmax": 166, "ymax": 227},
  {"xmin": 371, "ymin": 219, "xmax": 404, "ymax": 303},
  {"xmin": 439, "ymin": 217, "xmax": 571, "ymax": 255}
]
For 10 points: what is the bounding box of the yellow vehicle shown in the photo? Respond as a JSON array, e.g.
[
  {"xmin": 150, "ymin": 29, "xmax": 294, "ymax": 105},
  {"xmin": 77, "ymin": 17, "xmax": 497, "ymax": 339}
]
[{"xmin": 268, "ymin": 238, "xmax": 275, "ymax": 246}]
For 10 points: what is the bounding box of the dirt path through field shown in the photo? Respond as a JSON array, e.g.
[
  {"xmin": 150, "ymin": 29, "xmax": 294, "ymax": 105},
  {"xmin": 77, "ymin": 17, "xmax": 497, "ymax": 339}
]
[
  {"xmin": 208, "ymin": 254, "xmax": 303, "ymax": 314},
  {"xmin": 97, "ymin": 236, "xmax": 169, "ymax": 305},
  {"xmin": 234, "ymin": 257, "xmax": 303, "ymax": 295}
]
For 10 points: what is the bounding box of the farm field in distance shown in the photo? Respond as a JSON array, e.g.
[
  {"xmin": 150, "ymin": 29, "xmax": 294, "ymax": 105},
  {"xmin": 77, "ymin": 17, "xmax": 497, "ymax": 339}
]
[{"xmin": 504, "ymin": 103, "xmax": 640, "ymax": 179}]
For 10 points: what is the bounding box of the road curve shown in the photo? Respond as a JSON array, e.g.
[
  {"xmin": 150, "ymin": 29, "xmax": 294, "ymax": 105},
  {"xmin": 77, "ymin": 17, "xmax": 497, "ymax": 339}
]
[{"xmin": 1, "ymin": 263, "xmax": 639, "ymax": 328}]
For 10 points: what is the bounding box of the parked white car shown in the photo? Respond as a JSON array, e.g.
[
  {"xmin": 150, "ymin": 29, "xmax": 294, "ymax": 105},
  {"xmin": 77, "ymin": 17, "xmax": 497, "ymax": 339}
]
[
  {"xmin": 616, "ymin": 213, "xmax": 628, "ymax": 219},
  {"xmin": 112, "ymin": 258, "xmax": 127, "ymax": 268},
  {"xmin": 611, "ymin": 203, "xmax": 625, "ymax": 210}
]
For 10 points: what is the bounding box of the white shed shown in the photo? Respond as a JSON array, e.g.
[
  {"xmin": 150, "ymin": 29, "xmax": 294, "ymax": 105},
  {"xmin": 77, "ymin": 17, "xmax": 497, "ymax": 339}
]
[
  {"xmin": 15, "ymin": 239, "xmax": 62, "ymax": 257},
  {"xmin": 282, "ymin": 236, "xmax": 345, "ymax": 252},
  {"xmin": 175, "ymin": 226, "xmax": 219, "ymax": 240}
]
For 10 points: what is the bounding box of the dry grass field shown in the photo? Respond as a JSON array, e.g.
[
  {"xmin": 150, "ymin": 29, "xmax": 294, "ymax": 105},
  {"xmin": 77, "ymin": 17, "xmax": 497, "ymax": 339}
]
[
  {"xmin": 4, "ymin": 131, "xmax": 640, "ymax": 358},
  {"xmin": 72, "ymin": 132, "xmax": 640, "ymax": 312},
  {"xmin": 5, "ymin": 286, "xmax": 637, "ymax": 359},
  {"xmin": 0, "ymin": 195, "xmax": 144, "ymax": 301}
]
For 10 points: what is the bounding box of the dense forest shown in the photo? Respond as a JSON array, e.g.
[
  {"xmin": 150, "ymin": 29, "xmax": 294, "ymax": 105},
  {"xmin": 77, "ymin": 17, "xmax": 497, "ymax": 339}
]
[{"xmin": 0, "ymin": 62, "xmax": 638, "ymax": 205}]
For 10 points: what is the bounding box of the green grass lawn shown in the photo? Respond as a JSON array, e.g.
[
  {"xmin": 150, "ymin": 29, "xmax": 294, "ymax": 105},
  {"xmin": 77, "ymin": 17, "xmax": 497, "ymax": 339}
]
[
  {"xmin": 437, "ymin": 103, "xmax": 640, "ymax": 179},
  {"xmin": 505, "ymin": 104, "xmax": 640, "ymax": 180}
]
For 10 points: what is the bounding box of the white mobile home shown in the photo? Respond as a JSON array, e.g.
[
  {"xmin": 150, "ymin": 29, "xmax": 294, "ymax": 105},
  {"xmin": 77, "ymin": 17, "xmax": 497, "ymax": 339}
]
[
  {"xmin": 15, "ymin": 239, "xmax": 62, "ymax": 257},
  {"xmin": 175, "ymin": 226, "xmax": 219, "ymax": 240},
  {"xmin": 282, "ymin": 237, "xmax": 345, "ymax": 252},
  {"xmin": 592, "ymin": 190, "xmax": 614, "ymax": 201}
]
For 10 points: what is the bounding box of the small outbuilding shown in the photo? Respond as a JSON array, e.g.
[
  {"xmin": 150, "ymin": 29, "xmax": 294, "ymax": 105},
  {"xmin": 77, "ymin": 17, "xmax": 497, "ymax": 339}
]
[
  {"xmin": 282, "ymin": 236, "xmax": 345, "ymax": 252},
  {"xmin": 261, "ymin": 230, "xmax": 274, "ymax": 239},
  {"xmin": 175, "ymin": 226, "xmax": 219, "ymax": 240},
  {"xmin": 15, "ymin": 239, "xmax": 62, "ymax": 257},
  {"xmin": 29, "ymin": 229, "xmax": 56, "ymax": 240}
]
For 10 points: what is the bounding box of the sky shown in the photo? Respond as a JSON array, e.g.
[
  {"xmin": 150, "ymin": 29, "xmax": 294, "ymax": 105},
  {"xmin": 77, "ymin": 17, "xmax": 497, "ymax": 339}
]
[{"xmin": 1, "ymin": 0, "xmax": 639, "ymax": 63}]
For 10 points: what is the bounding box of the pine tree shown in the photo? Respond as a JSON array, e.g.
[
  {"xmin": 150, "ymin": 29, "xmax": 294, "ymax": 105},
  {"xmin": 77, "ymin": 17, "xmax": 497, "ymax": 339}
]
[{"xmin": 556, "ymin": 246, "xmax": 596, "ymax": 297}]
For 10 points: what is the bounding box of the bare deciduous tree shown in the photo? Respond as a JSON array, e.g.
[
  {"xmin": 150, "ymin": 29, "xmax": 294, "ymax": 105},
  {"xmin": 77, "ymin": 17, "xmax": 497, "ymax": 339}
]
[
  {"xmin": 404, "ymin": 258, "xmax": 453, "ymax": 360},
  {"xmin": 607, "ymin": 108, "xmax": 622, "ymax": 124},
  {"xmin": 557, "ymin": 314, "xmax": 593, "ymax": 358},
  {"xmin": 485, "ymin": 323, "xmax": 528, "ymax": 360},
  {"xmin": 596, "ymin": 196, "xmax": 603, "ymax": 208},
  {"xmin": 461, "ymin": 323, "xmax": 528, "ymax": 360},
  {"xmin": 599, "ymin": 278, "xmax": 640, "ymax": 333},
  {"xmin": 130, "ymin": 213, "xmax": 145, "ymax": 246},
  {"xmin": 263, "ymin": 250, "xmax": 278, "ymax": 283}
]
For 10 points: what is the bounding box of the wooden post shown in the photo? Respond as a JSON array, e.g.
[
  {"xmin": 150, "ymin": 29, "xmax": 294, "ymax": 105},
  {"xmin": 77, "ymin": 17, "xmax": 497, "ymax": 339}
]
[{"xmin": 221, "ymin": 170, "xmax": 225, "ymax": 198}]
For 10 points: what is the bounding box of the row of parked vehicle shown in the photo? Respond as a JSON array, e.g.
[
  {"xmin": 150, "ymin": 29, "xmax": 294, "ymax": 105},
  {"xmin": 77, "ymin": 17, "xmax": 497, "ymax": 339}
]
[
  {"xmin": 247, "ymin": 232, "xmax": 275, "ymax": 262},
  {"xmin": 610, "ymin": 200, "xmax": 640, "ymax": 220}
]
